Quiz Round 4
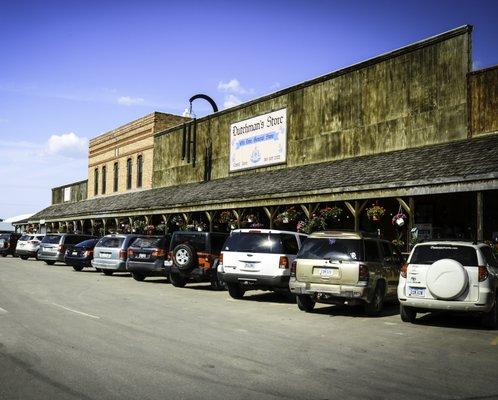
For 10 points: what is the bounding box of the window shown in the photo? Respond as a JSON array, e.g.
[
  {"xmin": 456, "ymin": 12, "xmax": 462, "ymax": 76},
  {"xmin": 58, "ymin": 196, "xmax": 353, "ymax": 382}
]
[
  {"xmin": 102, "ymin": 165, "xmax": 106, "ymax": 194},
  {"xmin": 137, "ymin": 155, "xmax": 143, "ymax": 188},
  {"xmin": 126, "ymin": 158, "xmax": 132, "ymax": 190},
  {"xmin": 94, "ymin": 168, "xmax": 99, "ymax": 195},
  {"xmin": 410, "ymin": 245, "xmax": 478, "ymax": 266},
  {"xmin": 364, "ymin": 240, "xmax": 381, "ymax": 262},
  {"xmin": 113, "ymin": 162, "xmax": 119, "ymax": 192},
  {"xmin": 298, "ymin": 238, "xmax": 363, "ymax": 261},
  {"xmin": 281, "ymin": 234, "xmax": 299, "ymax": 254}
]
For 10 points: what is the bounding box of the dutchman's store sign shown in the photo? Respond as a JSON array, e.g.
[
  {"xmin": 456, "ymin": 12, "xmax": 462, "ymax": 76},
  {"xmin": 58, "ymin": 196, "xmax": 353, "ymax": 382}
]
[{"xmin": 229, "ymin": 108, "xmax": 287, "ymax": 172}]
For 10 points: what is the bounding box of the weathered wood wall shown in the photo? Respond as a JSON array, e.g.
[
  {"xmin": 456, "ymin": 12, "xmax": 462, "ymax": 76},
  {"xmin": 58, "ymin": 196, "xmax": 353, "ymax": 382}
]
[
  {"xmin": 153, "ymin": 28, "xmax": 471, "ymax": 189},
  {"xmin": 468, "ymin": 66, "xmax": 498, "ymax": 136},
  {"xmin": 52, "ymin": 180, "xmax": 88, "ymax": 205}
]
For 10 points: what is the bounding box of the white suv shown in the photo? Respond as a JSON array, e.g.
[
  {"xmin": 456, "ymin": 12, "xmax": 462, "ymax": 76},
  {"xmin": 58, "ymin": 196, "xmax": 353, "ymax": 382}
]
[
  {"xmin": 398, "ymin": 241, "xmax": 498, "ymax": 328},
  {"xmin": 218, "ymin": 229, "xmax": 307, "ymax": 299}
]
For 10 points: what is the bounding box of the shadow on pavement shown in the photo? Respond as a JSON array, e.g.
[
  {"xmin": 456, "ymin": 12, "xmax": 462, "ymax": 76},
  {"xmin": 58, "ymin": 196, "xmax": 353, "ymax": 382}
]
[
  {"xmin": 312, "ymin": 302, "xmax": 400, "ymax": 318},
  {"xmin": 412, "ymin": 311, "xmax": 491, "ymax": 331}
]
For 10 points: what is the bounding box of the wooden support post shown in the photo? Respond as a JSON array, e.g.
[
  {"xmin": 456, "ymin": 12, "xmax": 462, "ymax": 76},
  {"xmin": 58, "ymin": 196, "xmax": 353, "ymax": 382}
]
[
  {"xmin": 263, "ymin": 206, "xmax": 279, "ymax": 229},
  {"xmin": 233, "ymin": 209, "xmax": 245, "ymax": 229},
  {"xmin": 477, "ymin": 192, "xmax": 483, "ymax": 241},
  {"xmin": 102, "ymin": 219, "xmax": 107, "ymax": 234},
  {"xmin": 397, "ymin": 197, "xmax": 415, "ymax": 252},
  {"xmin": 161, "ymin": 214, "xmax": 170, "ymax": 234},
  {"xmin": 205, "ymin": 211, "xmax": 214, "ymax": 232}
]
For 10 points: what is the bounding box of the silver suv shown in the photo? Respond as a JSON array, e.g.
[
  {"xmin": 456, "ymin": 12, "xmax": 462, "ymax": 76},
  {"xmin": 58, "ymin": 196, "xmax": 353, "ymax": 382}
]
[
  {"xmin": 398, "ymin": 241, "xmax": 498, "ymax": 328},
  {"xmin": 92, "ymin": 234, "xmax": 143, "ymax": 276},
  {"xmin": 289, "ymin": 231, "xmax": 403, "ymax": 315}
]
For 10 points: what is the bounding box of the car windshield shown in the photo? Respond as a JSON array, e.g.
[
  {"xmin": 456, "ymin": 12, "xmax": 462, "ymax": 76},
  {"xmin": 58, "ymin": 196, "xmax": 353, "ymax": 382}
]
[
  {"xmin": 97, "ymin": 237, "xmax": 125, "ymax": 248},
  {"xmin": 222, "ymin": 232, "xmax": 298, "ymax": 254},
  {"xmin": 297, "ymin": 238, "xmax": 363, "ymax": 261},
  {"xmin": 75, "ymin": 239, "xmax": 98, "ymax": 248},
  {"xmin": 132, "ymin": 237, "xmax": 163, "ymax": 248},
  {"xmin": 410, "ymin": 245, "xmax": 478, "ymax": 266},
  {"xmin": 41, "ymin": 235, "xmax": 62, "ymax": 244},
  {"xmin": 19, "ymin": 235, "xmax": 33, "ymax": 241}
]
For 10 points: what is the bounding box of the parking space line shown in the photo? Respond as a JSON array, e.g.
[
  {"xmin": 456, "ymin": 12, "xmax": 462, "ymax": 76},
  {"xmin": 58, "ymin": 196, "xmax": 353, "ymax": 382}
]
[
  {"xmin": 52, "ymin": 303, "xmax": 100, "ymax": 319},
  {"xmin": 0, "ymin": 306, "xmax": 8, "ymax": 314}
]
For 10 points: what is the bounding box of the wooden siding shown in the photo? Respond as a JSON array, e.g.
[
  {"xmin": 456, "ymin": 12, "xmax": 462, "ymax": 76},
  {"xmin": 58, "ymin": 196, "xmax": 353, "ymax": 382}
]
[{"xmin": 468, "ymin": 65, "xmax": 498, "ymax": 136}]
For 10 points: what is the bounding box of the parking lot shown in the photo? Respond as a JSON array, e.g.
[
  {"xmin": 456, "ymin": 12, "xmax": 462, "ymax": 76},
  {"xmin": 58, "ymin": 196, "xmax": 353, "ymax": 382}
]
[{"xmin": 1, "ymin": 256, "xmax": 497, "ymax": 400}]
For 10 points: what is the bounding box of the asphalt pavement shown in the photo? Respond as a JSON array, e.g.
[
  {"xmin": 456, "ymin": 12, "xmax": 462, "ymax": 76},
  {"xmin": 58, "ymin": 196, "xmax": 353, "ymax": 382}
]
[{"xmin": 1, "ymin": 256, "xmax": 497, "ymax": 400}]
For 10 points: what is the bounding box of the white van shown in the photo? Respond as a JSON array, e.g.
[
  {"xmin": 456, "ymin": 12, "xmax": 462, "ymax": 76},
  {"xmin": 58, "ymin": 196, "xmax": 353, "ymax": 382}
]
[{"xmin": 218, "ymin": 229, "xmax": 307, "ymax": 299}]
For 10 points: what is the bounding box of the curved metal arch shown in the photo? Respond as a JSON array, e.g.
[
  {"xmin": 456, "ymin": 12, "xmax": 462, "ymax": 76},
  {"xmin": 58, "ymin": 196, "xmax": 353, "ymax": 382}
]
[{"xmin": 188, "ymin": 94, "xmax": 218, "ymax": 113}]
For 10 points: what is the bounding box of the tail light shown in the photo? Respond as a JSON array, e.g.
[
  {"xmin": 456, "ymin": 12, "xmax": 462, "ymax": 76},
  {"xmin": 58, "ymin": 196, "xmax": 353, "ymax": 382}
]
[
  {"xmin": 478, "ymin": 266, "xmax": 489, "ymax": 282},
  {"xmin": 84, "ymin": 250, "xmax": 93, "ymax": 257},
  {"xmin": 400, "ymin": 263, "xmax": 408, "ymax": 278},
  {"xmin": 359, "ymin": 264, "xmax": 369, "ymax": 282},
  {"xmin": 29, "ymin": 240, "xmax": 39, "ymax": 245},
  {"xmin": 166, "ymin": 251, "xmax": 172, "ymax": 261},
  {"xmin": 127, "ymin": 249, "xmax": 134, "ymax": 257},
  {"xmin": 58, "ymin": 245, "xmax": 64, "ymax": 253},
  {"xmin": 219, "ymin": 253, "xmax": 223, "ymax": 265},
  {"xmin": 119, "ymin": 249, "xmax": 127, "ymax": 260},
  {"xmin": 279, "ymin": 256, "xmax": 289, "ymax": 269},
  {"xmin": 290, "ymin": 260, "xmax": 297, "ymax": 277},
  {"xmin": 151, "ymin": 249, "xmax": 166, "ymax": 258}
]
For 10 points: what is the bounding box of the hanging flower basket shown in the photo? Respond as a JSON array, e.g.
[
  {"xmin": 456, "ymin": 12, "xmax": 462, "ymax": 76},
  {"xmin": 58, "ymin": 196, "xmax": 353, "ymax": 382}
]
[
  {"xmin": 145, "ymin": 224, "xmax": 155, "ymax": 235},
  {"xmin": 391, "ymin": 212, "xmax": 407, "ymax": 228},
  {"xmin": 296, "ymin": 214, "xmax": 326, "ymax": 234},
  {"xmin": 391, "ymin": 238, "xmax": 405, "ymax": 249},
  {"xmin": 276, "ymin": 207, "xmax": 301, "ymax": 224},
  {"xmin": 246, "ymin": 214, "xmax": 257, "ymax": 224},
  {"xmin": 319, "ymin": 206, "xmax": 343, "ymax": 221},
  {"xmin": 366, "ymin": 203, "xmax": 386, "ymax": 222},
  {"xmin": 219, "ymin": 211, "xmax": 234, "ymax": 224}
]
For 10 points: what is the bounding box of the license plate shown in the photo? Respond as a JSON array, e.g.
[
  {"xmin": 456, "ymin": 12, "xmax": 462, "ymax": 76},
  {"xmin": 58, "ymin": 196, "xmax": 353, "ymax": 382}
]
[
  {"xmin": 139, "ymin": 253, "xmax": 147, "ymax": 259},
  {"xmin": 100, "ymin": 253, "xmax": 111, "ymax": 259},
  {"xmin": 45, "ymin": 247, "xmax": 56, "ymax": 253},
  {"xmin": 316, "ymin": 267, "xmax": 337, "ymax": 277},
  {"xmin": 408, "ymin": 287, "xmax": 425, "ymax": 297},
  {"xmin": 244, "ymin": 263, "xmax": 255, "ymax": 268},
  {"xmin": 72, "ymin": 251, "xmax": 78, "ymax": 256}
]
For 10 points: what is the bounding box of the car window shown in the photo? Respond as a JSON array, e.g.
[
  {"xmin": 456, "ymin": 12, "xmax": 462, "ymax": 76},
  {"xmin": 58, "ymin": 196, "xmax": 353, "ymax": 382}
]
[
  {"xmin": 410, "ymin": 245, "xmax": 478, "ymax": 266},
  {"xmin": 97, "ymin": 237, "xmax": 125, "ymax": 248},
  {"xmin": 481, "ymin": 246, "xmax": 497, "ymax": 268},
  {"xmin": 281, "ymin": 234, "xmax": 299, "ymax": 254},
  {"xmin": 223, "ymin": 232, "xmax": 285, "ymax": 254},
  {"xmin": 364, "ymin": 240, "xmax": 381, "ymax": 262},
  {"xmin": 19, "ymin": 235, "xmax": 32, "ymax": 241},
  {"xmin": 41, "ymin": 235, "xmax": 62, "ymax": 244},
  {"xmin": 297, "ymin": 238, "xmax": 363, "ymax": 261},
  {"xmin": 210, "ymin": 234, "xmax": 229, "ymax": 253},
  {"xmin": 132, "ymin": 237, "xmax": 164, "ymax": 248},
  {"xmin": 171, "ymin": 234, "xmax": 207, "ymax": 252},
  {"xmin": 76, "ymin": 239, "xmax": 98, "ymax": 248},
  {"xmin": 299, "ymin": 235, "xmax": 308, "ymax": 245},
  {"xmin": 64, "ymin": 235, "xmax": 87, "ymax": 245},
  {"xmin": 380, "ymin": 242, "xmax": 393, "ymax": 263}
]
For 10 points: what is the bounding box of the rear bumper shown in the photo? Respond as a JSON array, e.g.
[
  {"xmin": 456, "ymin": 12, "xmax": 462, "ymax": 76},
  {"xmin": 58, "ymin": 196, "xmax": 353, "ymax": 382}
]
[
  {"xmin": 15, "ymin": 249, "xmax": 38, "ymax": 257},
  {"xmin": 171, "ymin": 266, "xmax": 213, "ymax": 281},
  {"xmin": 37, "ymin": 252, "xmax": 64, "ymax": 262},
  {"xmin": 127, "ymin": 259, "xmax": 165, "ymax": 275},
  {"xmin": 91, "ymin": 259, "xmax": 127, "ymax": 271},
  {"xmin": 220, "ymin": 272, "xmax": 290, "ymax": 289},
  {"xmin": 289, "ymin": 278, "xmax": 369, "ymax": 301},
  {"xmin": 65, "ymin": 257, "xmax": 92, "ymax": 268}
]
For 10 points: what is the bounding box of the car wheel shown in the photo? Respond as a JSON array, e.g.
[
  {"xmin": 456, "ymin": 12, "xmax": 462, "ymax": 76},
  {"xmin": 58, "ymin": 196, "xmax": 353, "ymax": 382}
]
[
  {"xmin": 19, "ymin": 255, "xmax": 29, "ymax": 260},
  {"xmin": 296, "ymin": 294, "xmax": 315, "ymax": 312},
  {"xmin": 400, "ymin": 304, "xmax": 417, "ymax": 323},
  {"xmin": 227, "ymin": 283, "xmax": 245, "ymax": 299},
  {"xmin": 169, "ymin": 272, "xmax": 187, "ymax": 287},
  {"xmin": 364, "ymin": 283, "xmax": 385, "ymax": 316},
  {"xmin": 45, "ymin": 261, "xmax": 55, "ymax": 265},
  {"xmin": 132, "ymin": 272, "xmax": 146, "ymax": 282},
  {"xmin": 72, "ymin": 265, "xmax": 83, "ymax": 272},
  {"xmin": 482, "ymin": 293, "xmax": 498, "ymax": 330},
  {"xmin": 102, "ymin": 269, "xmax": 113, "ymax": 276},
  {"xmin": 172, "ymin": 244, "xmax": 197, "ymax": 272},
  {"xmin": 1, "ymin": 253, "xmax": 7, "ymax": 257}
]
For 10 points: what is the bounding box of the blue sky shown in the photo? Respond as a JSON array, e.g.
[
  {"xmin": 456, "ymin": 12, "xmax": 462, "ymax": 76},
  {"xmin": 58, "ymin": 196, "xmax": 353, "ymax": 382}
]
[{"xmin": 0, "ymin": 0, "xmax": 497, "ymax": 219}]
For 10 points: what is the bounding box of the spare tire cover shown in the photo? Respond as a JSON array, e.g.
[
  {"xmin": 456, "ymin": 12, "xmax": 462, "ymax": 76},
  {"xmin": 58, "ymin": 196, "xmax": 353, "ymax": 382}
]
[{"xmin": 426, "ymin": 258, "xmax": 468, "ymax": 300}]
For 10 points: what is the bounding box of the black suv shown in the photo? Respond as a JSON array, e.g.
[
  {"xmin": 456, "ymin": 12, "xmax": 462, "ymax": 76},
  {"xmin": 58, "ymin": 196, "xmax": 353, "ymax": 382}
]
[
  {"xmin": 126, "ymin": 235, "xmax": 171, "ymax": 281},
  {"xmin": 0, "ymin": 233, "xmax": 22, "ymax": 257},
  {"xmin": 167, "ymin": 231, "xmax": 229, "ymax": 289}
]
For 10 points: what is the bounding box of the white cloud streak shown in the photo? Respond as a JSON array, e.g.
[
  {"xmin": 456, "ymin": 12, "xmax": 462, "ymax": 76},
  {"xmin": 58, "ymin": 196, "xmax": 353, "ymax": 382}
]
[
  {"xmin": 223, "ymin": 94, "xmax": 243, "ymax": 109},
  {"xmin": 117, "ymin": 96, "xmax": 145, "ymax": 106}
]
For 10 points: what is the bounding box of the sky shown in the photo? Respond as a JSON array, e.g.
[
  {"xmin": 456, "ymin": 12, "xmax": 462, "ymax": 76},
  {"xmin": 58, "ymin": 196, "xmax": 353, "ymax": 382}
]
[{"xmin": 0, "ymin": 0, "xmax": 497, "ymax": 219}]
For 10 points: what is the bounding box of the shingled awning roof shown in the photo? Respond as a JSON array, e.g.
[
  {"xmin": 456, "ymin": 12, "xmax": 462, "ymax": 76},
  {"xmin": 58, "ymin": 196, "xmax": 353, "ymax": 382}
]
[{"xmin": 29, "ymin": 134, "xmax": 498, "ymax": 222}]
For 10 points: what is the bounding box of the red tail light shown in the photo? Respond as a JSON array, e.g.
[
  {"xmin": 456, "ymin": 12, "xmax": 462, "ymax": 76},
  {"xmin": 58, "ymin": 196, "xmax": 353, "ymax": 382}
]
[
  {"xmin": 29, "ymin": 240, "xmax": 39, "ymax": 245},
  {"xmin": 167, "ymin": 251, "xmax": 172, "ymax": 261},
  {"xmin": 478, "ymin": 266, "xmax": 489, "ymax": 282},
  {"xmin": 400, "ymin": 263, "xmax": 408, "ymax": 278},
  {"xmin": 219, "ymin": 253, "xmax": 223, "ymax": 265},
  {"xmin": 84, "ymin": 250, "xmax": 93, "ymax": 257},
  {"xmin": 290, "ymin": 260, "xmax": 297, "ymax": 277},
  {"xmin": 119, "ymin": 249, "xmax": 127, "ymax": 260},
  {"xmin": 152, "ymin": 249, "xmax": 165, "ymax": 258},
  {"xmin": 58, "ymin": 245, "xmax": 64, "ymax": 253},
  {"xmin": 359, "ymin": 264, "xmax": 369, "ymax": 281},
  {"xmin": 127, "ymin": 249, "xmax": 134, "ymax": 257},
  {"xmin": 279, "ymin": 256, "xmax": 289, "ymax": 269}
]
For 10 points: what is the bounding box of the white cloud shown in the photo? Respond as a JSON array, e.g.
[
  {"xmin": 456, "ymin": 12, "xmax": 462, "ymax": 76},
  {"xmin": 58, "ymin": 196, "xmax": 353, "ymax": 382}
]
[
  {"xmin": 45, "ymin": 132, "xmax": 88, "ymax": 158},
  {"xmin": 217, "ymin": 79, "xmax": 253, "ymax": 95},
  {"xmin": 117, "ymin": 96, "xmax": 145, "ymax": 106},
  {"xmin": 223, "ymin": 94, "xmax": 243, "ymax": 109},
  {"xmin": 269, "ymin": 82, "xmax": 281, "ymax": 91}
]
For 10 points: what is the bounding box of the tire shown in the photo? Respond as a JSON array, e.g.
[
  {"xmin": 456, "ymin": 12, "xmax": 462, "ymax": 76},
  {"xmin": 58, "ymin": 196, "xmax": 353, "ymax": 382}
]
[
  {"xmin": 19, "ymin": 255, "xmax": 29, "ymax": 260},
  {"xmin": 169, "ymin": 272, "xmax": 187, "ymax": 288},
  {"xmin": 132, "ymin": 272, "xmax": 146, "ymax": 282},
  {"xmin": 227, "ymin": 283, "xmax": 245, "ymax": 299},
  {"xmin": 102, "ymin": 269, "xmax": 114, "ymax": 276},
  {"xmin": 72, "ymin": 265, "xmax": 83, "ymax": 272},
  {"xmin": 210, "ymin": 260, "xmax": 225, "ymax": 291},
  {"xmin": 1, "ymin": 253, "xmax": 7, "ymax": 257},
  {"xmin": 365, "ymin": 283, "xmax": 385, "ymax": 316},
  {"xmin": 482, "ymin": 294, "xmax": 498, "ymax": 330},
  {"xmin": 297, "ymin": 294, "xmax": 315, "ymax": 312},
  {"xmin": 400, "ymin": 304, "xmax": 417, "ymax": 323},
  {"xmin": 45, "ymin": 260, "xmax": 55, "ymax": 265},
  {"xmin": 172, "ymin": 244, "xmax": 197, "ymax": 272}
]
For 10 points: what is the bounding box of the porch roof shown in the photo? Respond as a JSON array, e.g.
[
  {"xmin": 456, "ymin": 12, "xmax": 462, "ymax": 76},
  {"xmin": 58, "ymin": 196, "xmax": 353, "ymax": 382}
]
[{"xmin": 29, "ymin": 133, "xmax": 498, "ymax": 223}]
